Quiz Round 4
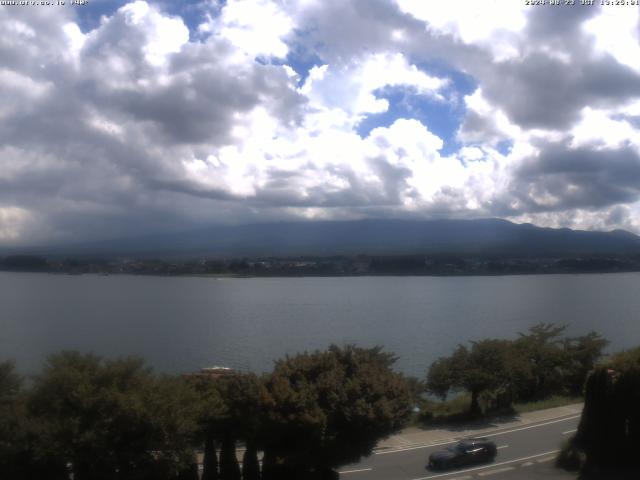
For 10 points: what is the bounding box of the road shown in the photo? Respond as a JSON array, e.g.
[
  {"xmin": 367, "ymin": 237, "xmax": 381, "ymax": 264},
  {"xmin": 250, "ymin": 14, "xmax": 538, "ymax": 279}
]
[{"xmin": 338, "ymin": 413, "xmax": 580, "ymax": 480}]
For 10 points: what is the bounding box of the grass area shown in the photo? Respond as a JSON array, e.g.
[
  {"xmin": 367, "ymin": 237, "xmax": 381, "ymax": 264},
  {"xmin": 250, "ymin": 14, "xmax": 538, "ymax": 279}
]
[
  {"xmin": 423, "ymin": 393, "xmax": 471, "ymax": 417},
  {"xmin": 411, "ymin": 393, "xmax": 475, "ymax": 426},
  {"xmin": 512, "ymin": 395, "xmax": 582, "ymax": 414},
  {"xmin": 411, "ymin": 394, "xmax": 582, "ymax": 427}
]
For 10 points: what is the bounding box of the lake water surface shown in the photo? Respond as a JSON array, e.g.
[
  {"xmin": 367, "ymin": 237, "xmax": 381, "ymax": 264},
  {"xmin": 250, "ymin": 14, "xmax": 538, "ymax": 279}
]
[{"xmin": 2, "ymin": 272, "xmax": 639, "ymax": 377}]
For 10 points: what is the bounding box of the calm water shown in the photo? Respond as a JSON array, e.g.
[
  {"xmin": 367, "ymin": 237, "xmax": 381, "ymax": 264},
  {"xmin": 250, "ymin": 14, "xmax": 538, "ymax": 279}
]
[{"xmin": 1, "ymin": 272, "xmax": 639, "ymax": 377}]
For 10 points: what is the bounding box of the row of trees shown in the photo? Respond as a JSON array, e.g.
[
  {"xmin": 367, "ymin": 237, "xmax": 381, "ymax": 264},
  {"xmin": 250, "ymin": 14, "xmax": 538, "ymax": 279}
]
[
  {"xmin": 426, "ymin": 323, "xmax": 608, "ymax": 414},
  {"xmin": 0, "ymin": 324, "xmax": 616, "ymax": 479},
  {"xmin": 0, "ymin": 346, "xmax": 413, "ymax": 480}
]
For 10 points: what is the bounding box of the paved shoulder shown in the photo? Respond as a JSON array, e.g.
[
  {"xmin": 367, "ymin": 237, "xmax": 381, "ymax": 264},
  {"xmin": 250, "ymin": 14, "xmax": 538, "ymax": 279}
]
[{"xmin": 375, "ymin": 404, "xmax": 583, "ymax": 453}]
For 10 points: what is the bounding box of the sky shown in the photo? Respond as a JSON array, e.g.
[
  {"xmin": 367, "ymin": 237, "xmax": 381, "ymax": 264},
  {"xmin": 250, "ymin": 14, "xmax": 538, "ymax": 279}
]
[{"xmin": 1, "ymin": 0, "xmax": 640, "ymax": 246}]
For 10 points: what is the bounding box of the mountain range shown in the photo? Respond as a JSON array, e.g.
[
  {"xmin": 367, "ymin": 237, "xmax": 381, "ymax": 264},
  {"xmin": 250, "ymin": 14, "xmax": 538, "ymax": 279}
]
[{"xmin": 17, "ymin": 218, "xmax": 640, "ymax": 259}]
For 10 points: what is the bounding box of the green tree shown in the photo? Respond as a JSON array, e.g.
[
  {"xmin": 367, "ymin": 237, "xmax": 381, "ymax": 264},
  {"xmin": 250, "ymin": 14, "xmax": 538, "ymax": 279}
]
[
  {"xmin": 426, "ymin": 325, "xmax": 608, "ymax": 413},
  {"xmin": 514, "ymin": 323, "xmax": 568, "ymax": 400},
  {"xmin": 260, "ymin": 345, "xmax": 412, "ymax": 478},
  {"xmin": 425, "ymin": 346, "xmax": 466, "ymax": 401},
  {"xmin": 190, "ymin": 374, "xmax": 243, "ymax": 480},
  {"xmin": 192, "ymin": 379, "xmax": 225, "ymax": 480},
  {"xmin": 0, "ymin": 361, "xmax": 21, "ymax": 401},
  {"xmin": 562, "ymin": 331, "xmax": 608, "ymax": 396},
  {"xmin": 0, "ymin": 361, "xmax": 36, "ymax": 478},
  {"xmin": 191, "ymin": 372, "xmax": 265, "ymax": 480},
  {"xmin": 0, "ymin": 361, "xmax": 68, "ymax": 478},
  {"xmin": 145, "ymin": 375, "xmax": 202, "ymax": 478},
  {"xmin": 219, "ymin": 373, "xmax": 264, "ymax": 480},
  {"xmin": 605, "ymin": 345, "xmax": 640, "ymax": 372},
  {"xmin": 27, "ymin": 351, "xmax": 200, "ymax": 480},
  {"xmin": 426, "ymin": 340, "xmax": 514, "ymax": 415},
  {"xmin": 513, "ymin": 324, "xmax": 608, "ymax": 400},
  {"xmin": 403, "ymin": 375, "xmax": 426, "ymax": 405}
]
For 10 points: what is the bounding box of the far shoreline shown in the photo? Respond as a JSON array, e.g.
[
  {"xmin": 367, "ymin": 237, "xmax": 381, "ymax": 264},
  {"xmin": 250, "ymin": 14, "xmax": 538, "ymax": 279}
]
[{"xmin": 3, "ymin": 268, "xmax": 640, "ymax": 278}]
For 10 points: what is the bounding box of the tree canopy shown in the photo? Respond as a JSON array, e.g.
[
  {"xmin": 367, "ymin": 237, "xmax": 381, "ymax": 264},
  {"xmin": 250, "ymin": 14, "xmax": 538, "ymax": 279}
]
[
  {"xmin": 260, "ymin": 345, "xmax": 412, "ymax": 475},
  {"xmin": 426, "ymin": 324, "xmax": 608, "ymax": 414},
  {"xmin": 25, "ymin": 352, "xmax": 200, "ymax": 480},
  {"xmin": 426, "ymin": 340, "xmax": 514, "ymax": 415},
  {"xmin": 0, "ymin": 331, "xmax": 613, "ymax": 479}
]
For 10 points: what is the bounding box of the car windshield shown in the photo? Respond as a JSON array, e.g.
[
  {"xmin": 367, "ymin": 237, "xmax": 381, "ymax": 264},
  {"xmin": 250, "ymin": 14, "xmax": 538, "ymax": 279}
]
[{"xmin": 447, "ymin": 445, "xmax": 467, "ymax": 454}]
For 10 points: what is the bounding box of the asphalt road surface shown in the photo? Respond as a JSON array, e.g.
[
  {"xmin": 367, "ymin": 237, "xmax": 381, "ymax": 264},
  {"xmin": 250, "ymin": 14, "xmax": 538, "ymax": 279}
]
[{"xmin": 338, "ymin": 414, "xmax": 580, "ymax": 480}]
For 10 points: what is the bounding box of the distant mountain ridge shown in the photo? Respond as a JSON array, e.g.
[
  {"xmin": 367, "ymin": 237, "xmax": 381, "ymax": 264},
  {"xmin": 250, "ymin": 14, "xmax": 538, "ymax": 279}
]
[{"xmin": 16, "ymin": 218, "xmax": 640, "ymax": 259}]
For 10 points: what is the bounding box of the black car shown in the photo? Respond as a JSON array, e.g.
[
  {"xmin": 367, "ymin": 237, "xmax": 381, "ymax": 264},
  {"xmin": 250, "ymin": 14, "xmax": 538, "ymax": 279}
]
[{"xmin": 428, "ymin": 438, "xmax": 497, "ymax": 470}]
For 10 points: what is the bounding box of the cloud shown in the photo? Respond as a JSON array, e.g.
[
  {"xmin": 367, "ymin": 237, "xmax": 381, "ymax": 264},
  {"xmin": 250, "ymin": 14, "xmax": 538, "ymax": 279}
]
[
  {"xmin": 478, "ymin": 53, "xmax": 640, "ymax": 130},
  {"xmin": 512, "ymin": 143, "xmax": 640, "ymax": 212},
  {"xmin": 207, "ymin": 0, "xmax": 294, "ymax": 60},
  {"xmin": 1, "ymin": 0, "xmax": 640, "ymax": 246},
  {"xmin": 0, "ymin": 206, "xmax": 35, "ymax": 243},
  {"xmin": 396, "ymin": 0, "xmax": 528, "ymax": 61},
  {"xmin": 583, "ymin": 5, "xmax": 640, "ymax": 73},
  {"xmin": 300, "ymin": 52, "xmax": 448, "ymax": 127}
]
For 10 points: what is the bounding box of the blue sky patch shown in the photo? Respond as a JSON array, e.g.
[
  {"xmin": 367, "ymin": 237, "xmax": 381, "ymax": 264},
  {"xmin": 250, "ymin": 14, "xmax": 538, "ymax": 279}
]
[
  {"xmin": 496, "ymin": 140, "xmax": 514, "ymax": 155},
  {"xmin": 73, "ymin": 0, "xmax": 216, "ymax": 39},
  {"xmin": 613, "ymin": 114, "xmax": 640, "ymax": 129},
  {"xmin": 281, "ymin": 32, "xmax": 325, "ymax": 86},
  {"xmin": 73, "ymin": 0, "xmax": 130, "ymax": 31},
  {"xmin": 356, "ymin": 63, "xmax": 477, "ymax": 156}
]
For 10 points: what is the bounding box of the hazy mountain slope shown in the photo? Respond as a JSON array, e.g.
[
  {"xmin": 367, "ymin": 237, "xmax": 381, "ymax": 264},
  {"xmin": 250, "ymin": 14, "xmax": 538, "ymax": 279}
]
[{"xmin": 16, "ymin": 218, "xmax": 640, "ymax": 258}]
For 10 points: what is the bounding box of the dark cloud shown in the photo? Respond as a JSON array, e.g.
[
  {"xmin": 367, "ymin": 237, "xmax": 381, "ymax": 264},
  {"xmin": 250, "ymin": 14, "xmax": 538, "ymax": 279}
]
[
  {"xmin": 525, "ymin": 3, "xmax": 600, "ymax": 38},
  {"xmin": 450, "ymin": 4, "xmax": 640, "ymax": 133},
  {"xmin": 77, "ymin": 10, "xmax": 305, "ymax": 146},
  {"xmin": 510, "ymin": 144, "xmax": 640, "ymax": 212},
  {"xmin": 292, "ymin": 0, "xmax": 422, "ymax": 61},
  {"xmin": 457, "ymin": 109, "xmax": 506, "ymax": 145},
  {"xmin": 251, "ymin": 158, "xmax": 413, "ymax": 209},
  {"xmin": 477, "ymin": 52, "xmax": 640, "ymax": 130}
]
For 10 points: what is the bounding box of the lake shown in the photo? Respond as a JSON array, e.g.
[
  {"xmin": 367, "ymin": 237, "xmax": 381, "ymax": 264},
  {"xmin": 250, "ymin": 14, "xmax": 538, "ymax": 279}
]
[{"xmin": 1, "ymin": 272, "xmax": 639, "ymax": 377}]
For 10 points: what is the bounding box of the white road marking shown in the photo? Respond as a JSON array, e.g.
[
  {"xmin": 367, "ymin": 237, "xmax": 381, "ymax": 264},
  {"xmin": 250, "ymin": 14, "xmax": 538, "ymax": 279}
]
[
  {"xmin": 497, "ymin": 445, "xmax": 509, "ymax": 449},
  {"xmin": 562, "ymin": 429, "xmax": 577, "ymax": 435},
  {"xmin": 375, "ymin": 439, "xmax": 462, "ymax": 455},
  {"xmin": 478, "ymin": 466, "xmax": 515, "ymax": 476},
  {"xmin": 521, "ymin": 461, "xmax": 534, "ymax": 467},
  {"xmin": 338, "ymin": 468, "xmax": 373, "ymax": 474},
  {"xmin": 374, "ymin": 438, "xmax": 456, "ymax": 455},
  {"xmin": 411, "ymin": 449, "xmax": 560, "ymax": 480},
  {"xmin": 483, "ymin": 415, "xmax": 580, "ymax": 439},
  {"xmin": 376, "ymin": 414, "xmax": 579, "ymax": 455},
  {"xmin": 536, "ymin": 456, "xmax": 556, "ymax": 463}
]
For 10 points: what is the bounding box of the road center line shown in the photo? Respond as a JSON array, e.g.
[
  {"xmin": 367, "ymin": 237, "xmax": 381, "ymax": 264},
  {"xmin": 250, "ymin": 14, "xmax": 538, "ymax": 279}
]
[
  {"xmin": 562, "ymin": 429, "xmax": 577, "ymax": 435},
  {"xmin": 536, "ymin": 456, "xmax": 556, "ymax": 463},
  {"xmin": 411, "ymin": 449, "xmax": 560, "ymax": 480},
  {"xmin": 338, "ymin": 468, "xmax": 373, "ymax": 474},
  {"xmin": 478, "ymin": 466, "xmax": 515, "ymax": 476},
  {"xmin": 376, "ymin": 438, "xmax": 460, "ymax": 455},
  {"xmin": 483, "ymin": 415, "xmax": 580, "ymax": 439}
]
